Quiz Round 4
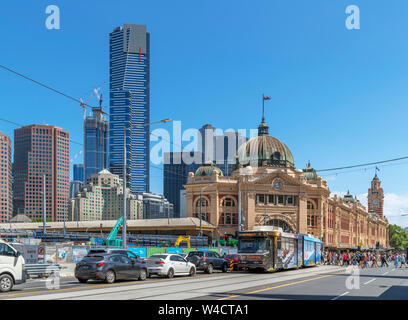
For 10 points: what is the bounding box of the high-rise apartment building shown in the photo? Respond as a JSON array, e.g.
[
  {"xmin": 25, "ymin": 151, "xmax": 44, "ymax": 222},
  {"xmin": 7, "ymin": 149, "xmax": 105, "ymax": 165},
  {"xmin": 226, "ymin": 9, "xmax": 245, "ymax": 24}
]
[
  {"xmin": 84, "ymin": 108, "xmax": 109, "ymax": 181},
  {"xmin": 13, "ymin": 125, "xmax": 70, "ymax": 221},
  {"xmin": 109, "ymin": 24, "xmax": 150, "ymax": 193},
  {"xmin": 0, "ymin": 131, "xmax": 12, "ymax": 223}
]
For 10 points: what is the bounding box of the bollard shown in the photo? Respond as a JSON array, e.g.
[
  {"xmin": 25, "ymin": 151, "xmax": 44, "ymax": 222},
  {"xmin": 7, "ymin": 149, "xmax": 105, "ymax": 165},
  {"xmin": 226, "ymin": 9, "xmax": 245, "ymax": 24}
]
[{"xmin": 229, "ymin": 260, "xmax": 234, "ymax": 272}]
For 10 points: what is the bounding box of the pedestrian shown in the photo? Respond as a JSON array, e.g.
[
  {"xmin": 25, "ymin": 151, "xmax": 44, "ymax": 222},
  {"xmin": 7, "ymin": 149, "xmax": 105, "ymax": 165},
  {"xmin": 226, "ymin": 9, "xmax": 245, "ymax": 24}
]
[
  {"xmin": 400, "ymin": 254, "xmax": 406, "ymax": 268},
  {"xmin": 381, "ymin": 254, "xmax": 389, "ymax": 267},
  {"xmin": 394, "ymin": 254, "xmax": 399, "ymax": 268}
]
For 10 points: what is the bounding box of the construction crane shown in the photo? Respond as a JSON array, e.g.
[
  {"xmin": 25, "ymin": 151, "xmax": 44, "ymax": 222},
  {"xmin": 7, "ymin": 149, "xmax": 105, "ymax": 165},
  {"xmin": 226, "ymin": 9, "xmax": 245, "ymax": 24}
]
[
  {"xmin": 174, "ymin": 236, "xmax": 191, "ymax": 248},
  {"xmin": 102, "ymin": 216, "xmax": 123, "ymax": 247},
  {"xmin": 70, "ymin": 150, "xmax": 83, "ymax": 164},
  {"xmin": 79, "ymin": 82, "xmax": 105, "ymax": 120}
]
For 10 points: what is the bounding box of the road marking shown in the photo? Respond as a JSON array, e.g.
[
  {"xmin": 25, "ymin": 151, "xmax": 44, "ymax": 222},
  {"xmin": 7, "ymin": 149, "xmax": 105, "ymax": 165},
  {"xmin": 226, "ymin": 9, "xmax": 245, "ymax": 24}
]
[
  {"xmin": 332, "ymin": 291, "xmax": 349, "ymax": 300},
  {"xmin": 363, "ymin": 278, "xmax": 376, "ymax": 285},
  {"xmin": 0, "ymin": 273, "xmax": 224, "ymax": 298},
  {"xmin": 392, "ymin": 268, "xmax": 396, "ymax": 271},
  {"xmin": 217, "ymin": 274, "xmax": 334, "ymax": 300}
]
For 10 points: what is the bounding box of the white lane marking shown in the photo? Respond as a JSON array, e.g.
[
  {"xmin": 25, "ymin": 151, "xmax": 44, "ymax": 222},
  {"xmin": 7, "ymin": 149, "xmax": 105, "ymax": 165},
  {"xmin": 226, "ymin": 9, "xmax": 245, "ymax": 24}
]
[
  {"xmin": 363, "ymin": 278, "xmax": 376, "ymax": 285},
  {"xmin": 332, "ymin": 291, "xmax": 349, "ymax": 300},
  {"xmin": 392, "ymin": 268, "xmax": 396, "ymax": 271},
  {"xmin": 382, "ymin": 271, "xmax": 389, "ymax": 275}
]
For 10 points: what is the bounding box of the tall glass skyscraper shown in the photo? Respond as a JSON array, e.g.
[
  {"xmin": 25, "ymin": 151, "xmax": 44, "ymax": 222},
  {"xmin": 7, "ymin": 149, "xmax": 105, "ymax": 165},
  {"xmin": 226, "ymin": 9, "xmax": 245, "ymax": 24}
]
[
  {"xmin": 84, "ymin": 108, "xmax": 109, "ymax": 181},
  {"xmin": 109, "ymin": 24, "xmax": 150, "ymax": 193}
]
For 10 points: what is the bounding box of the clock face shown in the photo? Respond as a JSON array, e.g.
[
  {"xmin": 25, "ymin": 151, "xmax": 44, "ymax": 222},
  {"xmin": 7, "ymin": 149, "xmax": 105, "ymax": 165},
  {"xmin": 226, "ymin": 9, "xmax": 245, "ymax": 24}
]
[
  {"xmin": 372, "ymin": 199, "xmax": 378, "ymax": 205},
  {"xmin": 274, "ymin": 181, "xmax": 281, "ymax": 189}
]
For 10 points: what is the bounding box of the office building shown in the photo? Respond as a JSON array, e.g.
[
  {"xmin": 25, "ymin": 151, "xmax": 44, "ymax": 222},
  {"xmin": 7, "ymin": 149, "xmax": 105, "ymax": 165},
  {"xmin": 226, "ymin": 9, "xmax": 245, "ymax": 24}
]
[
  {"xmin": 163, "ymin": 152, "xmax": 201, "ymax": 217},
  {"xmin": 0, "ymin": 131, "xmax": 12, "ymax": 223},
  {"xmin": 73, "ymin": 164, "xmax": 84, "ymax": 182},
  {"xmin": 13, "ymin": 125, "xmax": 70, "ymax": 222},
  {"xmin": 109, "ymin": 24, "xmax": 150, "ymax": 193},
  {"xmin": 84, "ymin": 108, "xmax": 109, "ymax": 181},
  {"xmin": 71, "ymin": 169, "xmax": 142, "ymax": 221},
  {"xmin": 141, "ymin": 192, "xmax": 174, "ymax": 220}
]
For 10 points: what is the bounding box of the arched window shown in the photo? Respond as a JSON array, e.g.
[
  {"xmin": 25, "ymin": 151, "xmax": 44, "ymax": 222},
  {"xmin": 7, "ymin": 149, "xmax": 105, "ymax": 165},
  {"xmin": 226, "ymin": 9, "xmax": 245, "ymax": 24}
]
[
  {"xmin": 307, "ymin": 200, "xmax": 317, "ymax": 227},
  {"xmin": 196, "ymin": 198, "xmax": 208, "ymax": 207},
  {"xmin": 266, "ymin": 219, "xmax": 293, "ymax": 233}
]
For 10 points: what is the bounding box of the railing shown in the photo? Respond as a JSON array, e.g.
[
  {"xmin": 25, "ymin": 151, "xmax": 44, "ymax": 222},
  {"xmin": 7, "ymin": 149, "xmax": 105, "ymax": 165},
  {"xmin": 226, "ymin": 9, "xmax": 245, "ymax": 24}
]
[{"xmin": 25, "ymin": 264, "xmax": 61, "ymax": 278}]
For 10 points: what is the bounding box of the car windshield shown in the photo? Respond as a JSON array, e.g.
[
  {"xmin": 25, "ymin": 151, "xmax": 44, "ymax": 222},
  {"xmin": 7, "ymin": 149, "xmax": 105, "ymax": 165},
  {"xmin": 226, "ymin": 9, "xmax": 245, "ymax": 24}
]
[{"xmin": 238, "ymin": 238, "xmax": 268, "ymax": 253}]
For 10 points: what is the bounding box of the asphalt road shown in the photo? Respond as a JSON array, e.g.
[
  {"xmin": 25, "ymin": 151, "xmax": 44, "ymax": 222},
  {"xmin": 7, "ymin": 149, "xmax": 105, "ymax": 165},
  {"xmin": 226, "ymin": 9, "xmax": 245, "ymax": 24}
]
[{"xmin": 1, "ymin": 265, "xmax": 407, "ymax": 300}]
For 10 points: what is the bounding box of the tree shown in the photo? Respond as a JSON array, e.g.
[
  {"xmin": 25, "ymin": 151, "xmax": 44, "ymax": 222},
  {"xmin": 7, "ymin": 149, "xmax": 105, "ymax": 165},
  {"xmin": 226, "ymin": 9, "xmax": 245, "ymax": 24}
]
[{"xmin": 388, "ymin": 224, "xmax": 408, "ymax": 251}]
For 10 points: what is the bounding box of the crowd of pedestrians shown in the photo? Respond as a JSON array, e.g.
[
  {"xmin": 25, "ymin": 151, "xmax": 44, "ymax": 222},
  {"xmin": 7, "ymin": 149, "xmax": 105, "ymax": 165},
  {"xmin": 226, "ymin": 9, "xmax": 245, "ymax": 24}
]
[{"xmin": 322, "ymin": 251, "xmax": 407, "ymax": 268}]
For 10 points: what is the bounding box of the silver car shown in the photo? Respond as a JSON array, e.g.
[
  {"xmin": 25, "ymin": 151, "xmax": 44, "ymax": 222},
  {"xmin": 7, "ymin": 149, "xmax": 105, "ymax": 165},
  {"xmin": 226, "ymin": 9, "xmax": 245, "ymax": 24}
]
[{"xmin": 146, "ymin": 254, "xmax": 196, "ymax": 278}]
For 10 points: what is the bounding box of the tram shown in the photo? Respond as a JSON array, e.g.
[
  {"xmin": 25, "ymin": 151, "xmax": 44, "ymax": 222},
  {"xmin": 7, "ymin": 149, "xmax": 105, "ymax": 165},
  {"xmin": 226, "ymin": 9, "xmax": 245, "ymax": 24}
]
[{"xmin": 237, "ymin": 227, "xmax": 322, "ymax": 272}]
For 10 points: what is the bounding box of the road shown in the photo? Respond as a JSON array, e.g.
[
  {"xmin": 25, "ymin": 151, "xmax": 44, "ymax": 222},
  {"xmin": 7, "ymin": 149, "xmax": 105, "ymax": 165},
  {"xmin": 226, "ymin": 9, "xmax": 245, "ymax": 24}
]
[{"xmin": 1, "ymin": 265, "xmax": 407, "ymax": 300}]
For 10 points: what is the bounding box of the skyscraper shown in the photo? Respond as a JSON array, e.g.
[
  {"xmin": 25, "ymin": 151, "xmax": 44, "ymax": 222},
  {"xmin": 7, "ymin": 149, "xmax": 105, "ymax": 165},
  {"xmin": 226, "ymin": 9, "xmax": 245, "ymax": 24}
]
[
  {"xmin": 13, "ymin": 125, "xmax": 70, "ymax": 221},
  {"xmin": 163, "ymin": 152, "xmax": 201, "ymax": 217},
  {"xmin": 109, "ymin": 24, "xmax": 150, "ymax": 193},
  {"xmin": 73, "ymin": 164, "xmax": 84, "ymax": 182},
  {"xmin": 0, "ymin": 131, "xmax": 12, "ymax": 223},
  {"xmin": 84, "ymin": 108, "xmax": 109, "ymax": 181}
]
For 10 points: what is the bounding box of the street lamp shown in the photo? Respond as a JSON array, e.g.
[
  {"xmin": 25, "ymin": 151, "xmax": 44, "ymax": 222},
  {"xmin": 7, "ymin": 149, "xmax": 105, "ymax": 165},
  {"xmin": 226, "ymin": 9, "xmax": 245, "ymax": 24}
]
[{"xmin": 122, "ymin": 118, "xmax": 172, "ymax": 249}]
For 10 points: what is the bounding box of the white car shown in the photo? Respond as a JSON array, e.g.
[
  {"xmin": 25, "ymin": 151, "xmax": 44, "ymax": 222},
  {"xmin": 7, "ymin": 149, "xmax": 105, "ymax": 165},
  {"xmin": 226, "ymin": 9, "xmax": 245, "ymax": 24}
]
[
  {"xmin": 0, "ymin": 240, "xmax": 26, "ymax": 292},
  {"xmin": 146, "ymin": 254, "xmax": 196, "ymax": 278}
]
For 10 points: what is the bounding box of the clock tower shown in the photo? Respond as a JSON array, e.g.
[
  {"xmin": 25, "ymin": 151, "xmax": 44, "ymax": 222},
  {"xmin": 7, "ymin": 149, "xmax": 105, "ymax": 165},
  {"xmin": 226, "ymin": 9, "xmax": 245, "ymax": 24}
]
[{"xmin": 368, "ymin": 174, "xmax": 384, "ymax": 218}]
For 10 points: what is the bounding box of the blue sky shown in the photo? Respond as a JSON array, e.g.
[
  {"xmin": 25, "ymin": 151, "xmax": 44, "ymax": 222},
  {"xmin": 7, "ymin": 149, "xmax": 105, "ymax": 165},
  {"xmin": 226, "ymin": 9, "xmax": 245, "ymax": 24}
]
[{"xmin": 1, "ymin": 0, "xmax": 408, "ymax": 226}]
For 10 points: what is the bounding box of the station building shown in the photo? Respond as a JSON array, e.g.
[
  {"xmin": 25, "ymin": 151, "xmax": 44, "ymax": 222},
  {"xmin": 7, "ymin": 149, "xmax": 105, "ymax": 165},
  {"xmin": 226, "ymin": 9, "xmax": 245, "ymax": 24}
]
[{"xmin": 184, "ymin": 116, "xmax": 389, "ymax": 250}]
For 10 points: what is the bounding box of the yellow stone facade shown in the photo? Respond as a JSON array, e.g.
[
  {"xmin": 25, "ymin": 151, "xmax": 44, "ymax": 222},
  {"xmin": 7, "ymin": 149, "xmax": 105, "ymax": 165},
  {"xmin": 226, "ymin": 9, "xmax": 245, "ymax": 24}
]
[{"xmin": 185, "ymin": 120, "xmax": 388, "ymax": 249}]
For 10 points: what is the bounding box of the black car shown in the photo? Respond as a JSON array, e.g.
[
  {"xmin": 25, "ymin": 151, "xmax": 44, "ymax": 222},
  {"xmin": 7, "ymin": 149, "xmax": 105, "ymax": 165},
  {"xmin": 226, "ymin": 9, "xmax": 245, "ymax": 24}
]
[
  {"xmin": 75, "ymin": 253, "xmax": 148, "ymax": 284},
  {"xmin": 88, "ymin": 248, "xmax": 142, "ymax": 262},
  {"xmin": 187, "ymin": 251, "xmax": 229, "ymax": 273}
]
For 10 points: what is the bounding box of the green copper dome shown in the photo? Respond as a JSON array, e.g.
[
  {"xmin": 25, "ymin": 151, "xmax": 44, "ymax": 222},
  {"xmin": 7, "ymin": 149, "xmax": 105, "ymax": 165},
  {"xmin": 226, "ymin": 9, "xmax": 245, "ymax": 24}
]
[
  {"xmin": 302, "ymin": 161, "xmax": 318, "ymax": 180},
  {"xmin": 195, "ymin": 162, "xmax": 224, "ymax": 177},
  {"xmin": 235, "ymin": 135, "xmax": 295, "ymax": 168}
]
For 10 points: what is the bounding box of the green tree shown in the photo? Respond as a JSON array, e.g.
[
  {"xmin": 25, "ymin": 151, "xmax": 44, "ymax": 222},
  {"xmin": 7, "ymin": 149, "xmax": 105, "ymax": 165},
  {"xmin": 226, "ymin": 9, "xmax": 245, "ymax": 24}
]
[{"xmin": 388, "ymin": 224, "xmax": 408, "ymax": 250}]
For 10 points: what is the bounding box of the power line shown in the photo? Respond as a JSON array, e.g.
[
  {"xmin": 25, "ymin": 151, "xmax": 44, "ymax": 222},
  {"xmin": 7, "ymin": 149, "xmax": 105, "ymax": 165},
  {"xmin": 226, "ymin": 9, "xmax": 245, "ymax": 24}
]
[
  {"xmin": 0, "ymin": 64, "xmax": 106, "ymax": 113},
  {"xmin": 315, "ymin": 156, "xmax": 408, "ymax": 172},
  {"xmin": 0, "ymin": 117, "xmax": 83, "ymax": 146}
]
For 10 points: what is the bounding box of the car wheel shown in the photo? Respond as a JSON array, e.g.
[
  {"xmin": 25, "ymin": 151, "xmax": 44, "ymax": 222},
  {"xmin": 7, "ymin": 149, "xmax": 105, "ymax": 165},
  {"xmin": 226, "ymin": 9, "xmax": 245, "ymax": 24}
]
[
  {"xmin": 206, "ymin": 264, "xmax": 214, "ymax": 274},
  {"xmin": 105, "ymin": 270, "xmax": 116, "ymax": 284},
  {"xmin": 222, "ymin": 263, "xmax": 228, "ymax": 273},
  {"xmin": 139, "ymin": 269, "xmax": 147, "ymax": 281},
  {"xmin": 0, "ymin": 274, "xmax": 13, "ymax": 292},
  {"xmin": 77, "ymin": 278, "xmax": 88, "ymax": 283},
  {"xmin": 167, "ymin": 268, "xmax": 174, "ymax": 279},
  {"xmin": 189, "ymin": 267, "xmax": 196, "ymax": 277}
]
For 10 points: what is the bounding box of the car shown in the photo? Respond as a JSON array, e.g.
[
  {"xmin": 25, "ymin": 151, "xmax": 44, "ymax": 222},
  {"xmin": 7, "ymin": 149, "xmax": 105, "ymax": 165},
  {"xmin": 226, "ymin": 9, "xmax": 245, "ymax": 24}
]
[
  {"xmin": 187, "ymin": 251, "xmax": 229, "ymax": 273},
  {"xmin": 0, "ymin": 240, "xmax": 26, "ymax": 292},
  {"xmin": 88, "ymin": 248, "xmax": 142, "ymax": 262},
  {"xmin": 145, "ymin": 254, "xmax": 196, "ymax": 278},
  {"xmin": 75, "ymin": 253, "xmax": 148, "ymax": 284},
  {"xmin": 224, "ymin": 254, "xmax": 243, "ymax": 271}
]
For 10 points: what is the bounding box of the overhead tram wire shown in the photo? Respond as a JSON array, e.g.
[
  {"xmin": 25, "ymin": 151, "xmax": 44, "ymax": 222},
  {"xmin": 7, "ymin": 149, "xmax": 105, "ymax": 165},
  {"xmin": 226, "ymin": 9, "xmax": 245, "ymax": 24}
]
[
  {"xmin": 315, "ymin": 156, "xmax": 408, "ymax": 172},
  {"xmin": 0, "ymin": 64, "xmax": 108, "ymax": 114}
]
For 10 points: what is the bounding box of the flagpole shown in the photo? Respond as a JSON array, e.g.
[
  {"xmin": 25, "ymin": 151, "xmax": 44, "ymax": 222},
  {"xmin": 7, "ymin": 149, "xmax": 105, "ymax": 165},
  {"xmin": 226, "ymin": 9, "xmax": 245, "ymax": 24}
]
[{"xmin": 262, "ymin": 94, "xmax": 265, "ymax": 122}]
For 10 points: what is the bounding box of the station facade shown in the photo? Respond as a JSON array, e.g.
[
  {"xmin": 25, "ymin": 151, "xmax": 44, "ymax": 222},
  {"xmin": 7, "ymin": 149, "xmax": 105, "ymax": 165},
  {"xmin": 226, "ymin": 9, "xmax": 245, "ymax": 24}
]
[{"xmin": 184, "ymin": 117, "xmax": 389, "ymax": 250}]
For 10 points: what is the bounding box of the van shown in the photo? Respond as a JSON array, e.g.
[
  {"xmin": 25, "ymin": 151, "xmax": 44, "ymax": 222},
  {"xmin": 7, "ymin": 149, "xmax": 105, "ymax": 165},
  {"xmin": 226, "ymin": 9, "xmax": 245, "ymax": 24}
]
[{"xmin": 0, "ymin": 239, "xmax": 26, "ymax": 292}]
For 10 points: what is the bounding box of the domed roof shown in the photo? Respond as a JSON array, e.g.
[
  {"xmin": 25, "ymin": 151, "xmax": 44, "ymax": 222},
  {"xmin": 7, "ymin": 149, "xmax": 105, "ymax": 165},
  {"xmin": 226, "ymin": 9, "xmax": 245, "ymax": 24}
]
[
  {"xmin": 302, "ymin": 161, "xmax": 318, "ymax": 180},
  {"xmin": 195, "ymin": 162, "xmax": 224, "ymax": 177},
  {"xmin": 235, "ymin": 135, "xmax": 295, "ymax": 168}
]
